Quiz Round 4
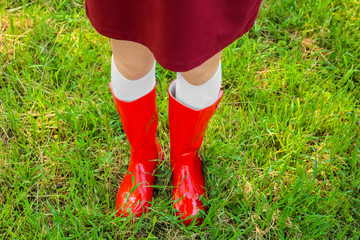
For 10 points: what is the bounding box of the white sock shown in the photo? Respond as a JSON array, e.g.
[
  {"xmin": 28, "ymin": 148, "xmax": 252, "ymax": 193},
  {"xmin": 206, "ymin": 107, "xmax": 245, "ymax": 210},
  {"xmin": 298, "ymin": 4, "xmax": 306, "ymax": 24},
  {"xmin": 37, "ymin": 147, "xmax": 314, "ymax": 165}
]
[
  {"xmin": 176, "ymin": 61, "xmax": 222, "ymax": 110},
  {"xmin": 110, "ymin": 54, "xmax": 156, "ymax": 102}
]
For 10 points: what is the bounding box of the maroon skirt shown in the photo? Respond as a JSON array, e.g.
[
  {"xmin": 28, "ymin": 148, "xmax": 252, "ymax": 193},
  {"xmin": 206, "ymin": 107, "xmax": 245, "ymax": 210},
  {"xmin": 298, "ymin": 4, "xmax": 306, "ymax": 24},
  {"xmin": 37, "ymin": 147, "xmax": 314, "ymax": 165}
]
[{"xmin": 85, "ymin": 0, "xmax": 262, "ymax": 72}]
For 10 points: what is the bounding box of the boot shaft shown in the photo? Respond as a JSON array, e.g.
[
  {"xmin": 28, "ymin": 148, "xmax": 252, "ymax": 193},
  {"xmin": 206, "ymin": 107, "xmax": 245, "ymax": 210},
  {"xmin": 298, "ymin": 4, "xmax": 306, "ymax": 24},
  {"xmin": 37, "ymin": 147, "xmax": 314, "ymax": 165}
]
[
  {"xmin": 110, "ymin": 83, "xmax": 159, "ymax": 155},
  {"xmin": 168, "ymin": 81, "xmax": 223, "ymax": 167}
]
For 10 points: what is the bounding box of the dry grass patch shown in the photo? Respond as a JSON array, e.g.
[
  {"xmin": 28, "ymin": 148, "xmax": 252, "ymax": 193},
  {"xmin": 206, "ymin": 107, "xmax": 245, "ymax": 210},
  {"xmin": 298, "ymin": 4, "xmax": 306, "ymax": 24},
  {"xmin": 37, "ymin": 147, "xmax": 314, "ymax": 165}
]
[{"xmin": 0, "ymin": 13, "xmax": 34, "ymax": 61}]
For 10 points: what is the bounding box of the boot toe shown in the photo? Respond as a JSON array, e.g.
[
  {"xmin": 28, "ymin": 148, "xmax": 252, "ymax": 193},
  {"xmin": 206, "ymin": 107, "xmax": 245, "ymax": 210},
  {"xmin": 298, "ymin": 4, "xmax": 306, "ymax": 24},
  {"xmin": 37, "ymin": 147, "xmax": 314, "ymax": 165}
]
[
  {"xmin": 116, "ymin": 179, "xmax": 154, "ymax": 217},
  {"xmin": 173, "ymin": 197, "xmax": 206, "ymax": 226},
  {"xmin": 116, "ymin": 195, "xmax": 151, "ymax": 217}
]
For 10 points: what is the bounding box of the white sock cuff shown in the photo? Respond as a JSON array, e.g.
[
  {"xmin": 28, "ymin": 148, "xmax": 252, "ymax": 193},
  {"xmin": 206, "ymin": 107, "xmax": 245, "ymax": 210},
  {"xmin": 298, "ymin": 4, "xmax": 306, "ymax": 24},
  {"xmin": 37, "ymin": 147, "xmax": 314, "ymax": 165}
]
[
  {"xmin": 176, "ymin": 61, "xmax": 222, "ymax": 110},
  {"xmin": 111, "ymin": 55, "xmax": 156, "ymax": 101}
]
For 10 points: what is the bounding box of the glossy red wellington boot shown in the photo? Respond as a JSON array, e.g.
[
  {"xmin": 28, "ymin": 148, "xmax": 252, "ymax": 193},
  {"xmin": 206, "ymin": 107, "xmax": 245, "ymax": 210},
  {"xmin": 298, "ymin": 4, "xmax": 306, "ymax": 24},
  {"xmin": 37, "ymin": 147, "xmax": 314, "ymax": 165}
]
[
  {"xmin": 109, "ymin": 83, "xmax": 163, "ymax": 217},
  {"xmin": 168, "ymin": 80, "xmax": 223, "ymax": 226}
]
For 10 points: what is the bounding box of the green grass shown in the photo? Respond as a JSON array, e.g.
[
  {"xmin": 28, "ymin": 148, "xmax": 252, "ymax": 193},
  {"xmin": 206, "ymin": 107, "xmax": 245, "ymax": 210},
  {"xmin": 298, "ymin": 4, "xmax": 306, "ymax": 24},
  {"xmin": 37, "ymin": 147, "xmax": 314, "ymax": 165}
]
[{"xmin": 1, "ymin": 0, "xmax": 359, "ymax": 239}]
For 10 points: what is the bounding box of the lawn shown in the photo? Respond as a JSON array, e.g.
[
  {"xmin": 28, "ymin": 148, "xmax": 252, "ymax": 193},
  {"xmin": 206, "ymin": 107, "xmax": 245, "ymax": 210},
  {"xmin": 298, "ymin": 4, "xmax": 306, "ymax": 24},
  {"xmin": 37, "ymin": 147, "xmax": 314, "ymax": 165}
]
[{"xmin": 0, "ymin": 0, "xmax": 359, "ymax": 239}]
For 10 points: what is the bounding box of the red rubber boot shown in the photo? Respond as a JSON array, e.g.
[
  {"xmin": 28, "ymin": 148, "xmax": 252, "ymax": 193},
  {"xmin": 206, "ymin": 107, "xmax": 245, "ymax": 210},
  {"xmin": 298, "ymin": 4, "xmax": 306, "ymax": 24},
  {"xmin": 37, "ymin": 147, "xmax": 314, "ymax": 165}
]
[
  {"xmin": 168, "ymin": 80, "xmax": 223, "ymax": 226},
  {"xmin": 109, "ymin": 83, "xmax": 163, "ymax": 217}
]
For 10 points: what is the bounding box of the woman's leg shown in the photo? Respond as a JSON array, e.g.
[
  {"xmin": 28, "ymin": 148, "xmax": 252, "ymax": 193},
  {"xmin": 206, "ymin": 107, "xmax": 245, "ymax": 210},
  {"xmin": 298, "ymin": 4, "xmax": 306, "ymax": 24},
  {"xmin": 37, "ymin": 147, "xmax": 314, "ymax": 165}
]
[
  {"xmin": 111, "ymin": 39, "xmax": 155, "ymax": 80},
  {"xmin": 109, "ymin": 39, "xmax": 162, "ymax": 217},
  {"xmin": 179, "ymin": 51, "xmax": 222, "ymax": 86},
  {"xmin": 169, "ymin": 51, "xmax": 224, "ymax": 226}
]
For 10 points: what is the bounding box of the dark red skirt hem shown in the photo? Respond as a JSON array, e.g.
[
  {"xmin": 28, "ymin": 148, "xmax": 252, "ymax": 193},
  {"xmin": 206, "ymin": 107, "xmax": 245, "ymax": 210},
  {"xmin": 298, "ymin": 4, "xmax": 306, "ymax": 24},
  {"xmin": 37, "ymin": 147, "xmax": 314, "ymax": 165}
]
[{"xmin": 87, "ymin": 13, "xmax": 259, "ymax": 72}]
